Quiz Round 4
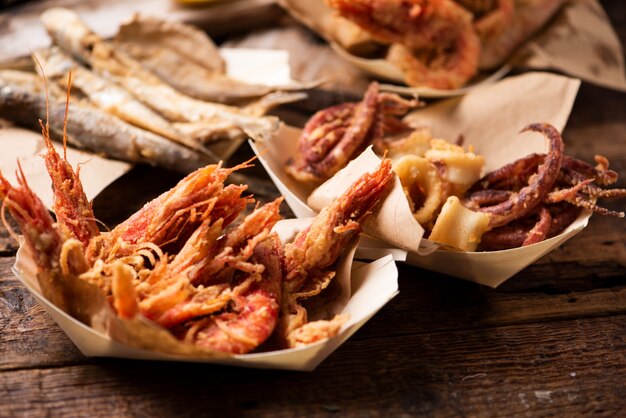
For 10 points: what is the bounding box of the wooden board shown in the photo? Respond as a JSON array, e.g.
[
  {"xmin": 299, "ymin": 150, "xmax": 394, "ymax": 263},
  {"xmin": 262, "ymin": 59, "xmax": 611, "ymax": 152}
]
[{"xmin": 0, "ymin": 0, "xmax": 626, "ymax": 416}]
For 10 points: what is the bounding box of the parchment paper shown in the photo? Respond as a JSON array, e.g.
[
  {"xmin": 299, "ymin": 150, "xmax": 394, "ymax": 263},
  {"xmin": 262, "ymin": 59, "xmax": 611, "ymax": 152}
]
[
  {"xmin": 221, "ymin": 48, "xmax": 295, "ymax": 87},
  {"xmin": 519, "ymin": 0, "xmax": 626, "ymax": 92}
]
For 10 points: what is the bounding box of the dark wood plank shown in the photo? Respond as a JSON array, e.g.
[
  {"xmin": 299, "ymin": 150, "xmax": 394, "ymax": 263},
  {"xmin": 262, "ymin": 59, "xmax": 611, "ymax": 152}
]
[
  {"xmin": 0, "ymin": 1, "xmax": 625, "ymax": 417},
  {"xmin": 0, "ymin": 258, "xmax": 84, "ymax": 372},
  {"xmin": 1, "ymin": 315, "xmax": 625, "ymax": 417}
]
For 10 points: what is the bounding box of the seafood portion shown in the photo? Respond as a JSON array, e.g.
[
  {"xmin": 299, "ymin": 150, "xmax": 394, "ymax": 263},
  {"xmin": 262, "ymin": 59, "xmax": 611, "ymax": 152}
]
[
  {"xmin": 180, "ymin": 235, "xmax": 283, "ymax": 354},
  {"xmin": 276, "ymin": 0, "xmax": 567, "ymax": 88},
  {"xmin": 388, "ymin": 128, "xmax": 486, "ymax": 242},
  {"xmin": 286, "ymin": 82, "xmax": 417, "ymax": 182},
  {"xmin": 40, "ymin": 111, "xmax": 99, "ymax": 248},
  {"xmin": 40, "ymin": 8, "xmax": 283, "ymax": 144},
  {"xmin": 114, "ymin": 15, "xmax": 315, "ymax": 104},
  {"xmin": 466, "ymin": 123, "xmax": 564, "ymax": 229},
  {"xmin": 429, "ymin": 195, "xmax": 490, "ymax": 251},
  {"xmin": 1, "ymin": 134, "xmax": 280, "ymax": 353},
  {"xmin": 462, "ymin": 124, "xmax": 626, "ymax": 250},
  {"xmin": 0, "ymin": 7, "xmax": 314, "ymax": 174},
  {"xmin": 35, "ymin": 47, "xmax": 215, "ymax": 154},
  {"xmin": 2, "ymin": 103, "xmax": 394, "ymax": 354},
  {"xmin": 0, "ymin": 70, "xmax": 213, "ymax": 173},
  {"xmin": 281, "ymin": 159, "xmax": 394, "ymax": 347},
  {"xmin": 390, "ymin": 123, "xmax": 625, "ymax": 251},
  {"xmin": 328, "ymin": 0, "xmax": 481, "ymax": 89},
  {"xmin": 0, "ymin": 163, "xmax": 71, "ymax": 310},
  {"xmin": 287, "ymin": 92, "xmax": 625, "ymax": 253}
]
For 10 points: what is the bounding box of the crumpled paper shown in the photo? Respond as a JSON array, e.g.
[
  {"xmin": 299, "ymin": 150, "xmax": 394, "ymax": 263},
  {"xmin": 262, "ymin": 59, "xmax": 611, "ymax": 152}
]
[
  {"xmin": 518, "ymin": 0, "xmax": 626, "ymax": 92},
  {"xmin": 251, "ymin": 72, "xmax": 585, "ymax": 287}
]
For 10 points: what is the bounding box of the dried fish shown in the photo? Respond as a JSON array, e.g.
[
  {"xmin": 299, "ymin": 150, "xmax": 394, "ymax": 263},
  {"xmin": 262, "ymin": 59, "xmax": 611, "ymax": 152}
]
[
  {"xmin": 114, "ymin": 15, "xmax": 316, "ymax": 104},
  {"xmin": 0, "ymin": 68, "xmax": 61, "ymax": 95},
  {"xmin": 0, "ymin": 70, "xmax": 213, "ymax": 173},
  {"xmin": 116, "ymin": 13, "xmax": 226, "ymax": 74},
  {"xmin": 41, "ymin": 8, "xmax": 283, "ymax": 143},
  {"xmin": 35, "ymin": 47, "xmax": 218, "ymax": 154}
]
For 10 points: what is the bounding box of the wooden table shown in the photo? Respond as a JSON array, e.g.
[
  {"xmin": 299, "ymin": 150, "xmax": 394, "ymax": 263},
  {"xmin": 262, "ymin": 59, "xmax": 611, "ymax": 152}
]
[{"xmin": 2, "ymin": 1, "xmax": 626, "ymax": 416}]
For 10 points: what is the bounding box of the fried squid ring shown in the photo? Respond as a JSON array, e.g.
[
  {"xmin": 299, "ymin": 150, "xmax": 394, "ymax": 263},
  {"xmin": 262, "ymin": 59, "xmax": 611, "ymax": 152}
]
[
  {"xmin": 328, "ymin": 0, "xmax": 481, "ymax": 89},
  {"xmin": 393, "ymin": 155, "xmax": 446, "ymax": 225},
  {"xmin": 429, "ymin": 196, "xmax": 490, "ymax": 251},
  {"xmin": 425, "ymin": 138, "xmax": 485, "ymax": 195}
]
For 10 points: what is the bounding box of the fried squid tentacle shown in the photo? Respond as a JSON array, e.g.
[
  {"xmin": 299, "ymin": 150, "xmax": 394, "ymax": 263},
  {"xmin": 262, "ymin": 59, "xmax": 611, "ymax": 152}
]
[
  {"xmin": 479, "ymin": 203, "xmax": 582, "ymax": 251},
  {"xmin": 464, "ymin": 123, "xmax": 626, "ymax": 249},
  {"xmin": 287, "ymin": 82, "xmax": 416, "ymax": 182},
  {"xmin": 469, "ymin": 123, "xmax": 564, "ymax": 228},
  {"xmin": 521, "ymin": 206, "xmax": 551, "ymax": 246}
]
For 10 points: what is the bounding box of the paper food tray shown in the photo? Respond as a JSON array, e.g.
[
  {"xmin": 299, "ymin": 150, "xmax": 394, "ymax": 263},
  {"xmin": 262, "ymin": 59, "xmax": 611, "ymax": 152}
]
[{"xmin": 11, "ymin": 218, "xmax": 399, "ymax": 371}]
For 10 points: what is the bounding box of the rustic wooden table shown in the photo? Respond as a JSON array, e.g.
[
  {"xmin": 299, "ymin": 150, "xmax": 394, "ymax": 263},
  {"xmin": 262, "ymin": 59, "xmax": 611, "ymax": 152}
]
[{"xmin": 2, "ymin": 1, "xmax": 626, "ymax": 416}]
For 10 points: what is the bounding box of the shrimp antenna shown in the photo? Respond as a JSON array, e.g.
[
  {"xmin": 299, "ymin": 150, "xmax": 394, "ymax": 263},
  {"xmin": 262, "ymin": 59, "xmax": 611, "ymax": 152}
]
[
  {"xmin": 62, "ymin": 70, "xmax": 73, "ymax": 160},
  {"xmin": 30, "ymin": 51, "xmax": 50, "ymax": 139},
  {"xmin": 0, "ymin": 173, "xmax": 17, "ymax": 241},
  {"xmin": 0, "ymin": 198, "xmax": 20, "ymax": 244},
  {"xmin": 91, "ymin": 217, "xmax": 111, "ymax": 232}
]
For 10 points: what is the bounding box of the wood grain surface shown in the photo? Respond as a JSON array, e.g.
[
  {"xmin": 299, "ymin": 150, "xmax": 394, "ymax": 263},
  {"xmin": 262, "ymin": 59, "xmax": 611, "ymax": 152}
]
[{"xmin": 1, "ymin": 0, "xmax": 626, "ymax": 417}]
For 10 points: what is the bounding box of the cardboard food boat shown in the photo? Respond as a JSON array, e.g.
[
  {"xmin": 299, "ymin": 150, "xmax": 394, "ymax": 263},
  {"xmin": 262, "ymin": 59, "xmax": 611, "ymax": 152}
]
[
  {"xmin": 12, "ymin": 218, "xmax": 398, "ymax": 371},
  {"xmin": 251, "ymin": 72, "xmax": 589, "ymax": 287}
]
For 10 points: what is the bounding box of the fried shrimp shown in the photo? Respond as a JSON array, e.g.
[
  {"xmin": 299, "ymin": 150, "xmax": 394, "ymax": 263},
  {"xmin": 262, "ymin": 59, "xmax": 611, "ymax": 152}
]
[{"xmin": 280, "ymin": 159, "xmax": 394, "ymax": 347}]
